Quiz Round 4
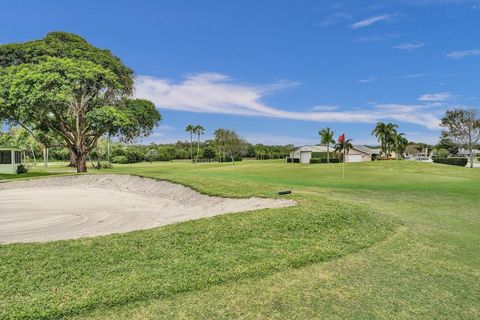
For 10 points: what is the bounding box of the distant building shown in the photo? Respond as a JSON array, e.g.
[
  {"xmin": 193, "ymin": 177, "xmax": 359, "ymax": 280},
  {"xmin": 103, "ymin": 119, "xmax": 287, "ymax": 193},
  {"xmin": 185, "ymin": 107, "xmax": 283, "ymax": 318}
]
[
  {"xmin": 346, "ymin": 145, "xmax": 382, "ymax": 162},
  {"xmin": 288, "ymin": 145, "xmax": 381, "ymax": 164},
  {"xmin": 0, "ymin": 146, "xmax": 24, "ymax": 174},
  {"xmin": 289, "ymin": 145, "xmax": 329, "ymax": 164},
  {"xmin": 457, "ymin": 148, "xmax": 480, "ymax": 157}
]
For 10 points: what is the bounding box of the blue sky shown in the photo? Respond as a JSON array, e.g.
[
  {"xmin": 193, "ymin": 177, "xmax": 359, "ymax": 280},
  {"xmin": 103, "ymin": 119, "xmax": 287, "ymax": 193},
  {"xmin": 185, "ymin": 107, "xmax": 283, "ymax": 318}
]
[{"xmin": 1, "ymin": 0, "xmax": 480, "ymax": 145}]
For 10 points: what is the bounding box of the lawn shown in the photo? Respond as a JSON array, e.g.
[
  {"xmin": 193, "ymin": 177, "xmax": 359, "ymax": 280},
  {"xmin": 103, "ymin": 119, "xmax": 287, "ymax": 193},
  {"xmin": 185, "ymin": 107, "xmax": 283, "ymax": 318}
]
[{"xmin": 1, "ymin": 160, "xmax": 479, "ymax": 319}]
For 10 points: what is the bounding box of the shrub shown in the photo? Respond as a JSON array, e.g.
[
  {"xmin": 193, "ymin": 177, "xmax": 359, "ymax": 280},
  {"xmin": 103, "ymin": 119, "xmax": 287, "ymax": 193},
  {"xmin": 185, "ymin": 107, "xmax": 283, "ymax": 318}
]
[
  {"xmin": 433, "ymin": 148, "xmax": 449, "ymax": 158},
  {"xmin": 433, "ymin": 157, "xmax": 468, "ymax": 167},
  {"xmin": 16, "ymin": 164, "xmax": 28, "ymax": 174},
  {"xmin": 310, "ymin": 158, "xmax": 340, "ymax": 164},
  {"xmin": 124, "ymin": 147, "xmax": 146, "ymax": 163},
  {"xmin": 220, "ymin": 157, "xmax": 242, "ymax": 162},
  {"xmin": 111, "ymin": 155, "xmax": 128, "ymax": 164},
  {"xmin": 100, "ymin": 161, "xmax": 112, "ymax": 169},
  {"xmin": 145, "ymin": 149, "xmax": 159, "ymax": 162},
  {"xmin": 111, "ymin": 148, "xmax": 125, "ymax": 157}
]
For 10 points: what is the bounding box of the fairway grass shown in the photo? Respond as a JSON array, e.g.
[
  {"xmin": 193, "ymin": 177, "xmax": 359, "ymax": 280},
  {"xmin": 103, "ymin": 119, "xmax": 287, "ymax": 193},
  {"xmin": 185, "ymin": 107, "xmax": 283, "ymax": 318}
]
[{"xmin": 1, "ymin": 160, "xmax": 479, "ymax": 319}]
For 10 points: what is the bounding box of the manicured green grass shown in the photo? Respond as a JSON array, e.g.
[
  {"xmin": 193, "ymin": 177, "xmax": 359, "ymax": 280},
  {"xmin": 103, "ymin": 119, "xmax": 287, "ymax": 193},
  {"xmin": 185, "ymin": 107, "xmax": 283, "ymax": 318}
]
[{"xmin": 1, "ymin": 160, "xmax": 479, "ymax": 319}]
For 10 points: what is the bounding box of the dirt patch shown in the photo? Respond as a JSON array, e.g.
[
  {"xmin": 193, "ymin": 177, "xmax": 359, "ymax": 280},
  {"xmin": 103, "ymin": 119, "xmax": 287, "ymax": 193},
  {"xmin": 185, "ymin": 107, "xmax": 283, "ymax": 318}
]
[{"xmin": 0, "ymin": 174, "xmax": 295, "ymax": 244}]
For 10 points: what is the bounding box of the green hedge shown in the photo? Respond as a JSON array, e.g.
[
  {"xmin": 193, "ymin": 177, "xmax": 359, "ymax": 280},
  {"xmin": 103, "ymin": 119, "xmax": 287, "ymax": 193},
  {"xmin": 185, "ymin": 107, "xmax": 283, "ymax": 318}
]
[
  {"xmin": 433, "ymin": 157, "xmax": 468, "ymax": 167},
  {"xmin": 310, "ymin": 158, "xmax": 340, "ymax": 164}
]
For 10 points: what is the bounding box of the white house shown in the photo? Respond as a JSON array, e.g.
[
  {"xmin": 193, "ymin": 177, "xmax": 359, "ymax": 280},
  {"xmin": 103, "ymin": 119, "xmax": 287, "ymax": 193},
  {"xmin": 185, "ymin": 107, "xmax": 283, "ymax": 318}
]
[
  {"xmin": 346, "ymin": 145, "xmax": 381, "ymax": 162},
  {"xmin": 289, "ymin": 145, "xmax": 329, "ymax": 164},
  {"xmin": 0, "ymin": 146, "xmax": 24, "ymax": 174},
  {"xmin": 289, "ymin": 145, "xmax": 380, "ymax": 164}
]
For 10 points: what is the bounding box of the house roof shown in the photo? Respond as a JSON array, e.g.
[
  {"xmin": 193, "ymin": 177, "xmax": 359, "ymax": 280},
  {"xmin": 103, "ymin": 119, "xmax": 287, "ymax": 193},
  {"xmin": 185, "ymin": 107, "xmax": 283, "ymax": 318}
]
[
  {"xmin": 352, "ymin": 145, "xmax": 381, "ymax": 155},
  {"xmin": 293, "ymin": 145, "xmax": 330, "ymax": 153},
  {"xmin": 458, "ymin": 148, "xmax": 480, "ymax": 155}
]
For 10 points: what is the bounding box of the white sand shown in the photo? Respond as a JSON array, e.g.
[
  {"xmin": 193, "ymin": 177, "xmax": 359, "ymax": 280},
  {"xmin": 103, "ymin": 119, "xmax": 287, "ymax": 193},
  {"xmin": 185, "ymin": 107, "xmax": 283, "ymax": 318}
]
[{"xmin": 0, "ymin": 174, "xmax": 295, "ymax": 244}]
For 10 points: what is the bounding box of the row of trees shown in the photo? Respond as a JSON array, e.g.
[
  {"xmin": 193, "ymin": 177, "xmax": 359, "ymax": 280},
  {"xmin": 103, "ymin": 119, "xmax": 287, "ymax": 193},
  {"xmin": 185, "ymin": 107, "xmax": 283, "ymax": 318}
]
[{"xmin": 0, "ymin": 125, "xmax": 295, "ymax": 164}]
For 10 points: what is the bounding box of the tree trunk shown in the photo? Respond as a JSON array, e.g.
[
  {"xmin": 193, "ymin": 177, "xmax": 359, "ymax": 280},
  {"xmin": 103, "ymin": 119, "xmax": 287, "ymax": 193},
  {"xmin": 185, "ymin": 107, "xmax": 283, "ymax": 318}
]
[
  {"xmin": 68, "ymin": 151, "xmax": 77, "ymax": 167},
  {"xmin": 470, "ymin": 148, "xmax": 474, "ymax": 168},
  {"xmin": 75, "ymin": 152, "xmax": 88, "ymax": 173},
  {"xmin": 196, "ymin": 135, "xmax": 200, "ymax": 163},
  {"xmin": 190, "ymin": 132, "xmax": 193, "ymax": 162},
  {"xmin": 327, "ymin": 145, "xmax": 330, "ymax": 163}
]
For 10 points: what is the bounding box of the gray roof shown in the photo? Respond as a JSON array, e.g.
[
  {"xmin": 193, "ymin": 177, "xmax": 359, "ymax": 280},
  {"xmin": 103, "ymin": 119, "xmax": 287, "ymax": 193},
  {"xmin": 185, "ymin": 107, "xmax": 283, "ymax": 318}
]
[
  {"xmin": 294, "ymin": 145, "xmax": 330, "ymax": 152},
  {"xmin": 457, "ymin": 148, "xmax": 480, "ymax": 155},
  {"xmin": 352, "ymin": 145, "xmax": 381, "ymax": 155}
]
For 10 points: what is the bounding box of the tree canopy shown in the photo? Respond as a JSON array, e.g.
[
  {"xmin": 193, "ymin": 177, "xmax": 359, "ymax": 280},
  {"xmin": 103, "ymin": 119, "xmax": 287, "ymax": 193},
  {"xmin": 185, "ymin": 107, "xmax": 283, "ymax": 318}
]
[
  {"xmin": 0, "ymin": 32, "xmax": 160, "ymax": 172},
  {"xmin": 440, "ymin": 108, "xmax": 480, "ymax": 168}
]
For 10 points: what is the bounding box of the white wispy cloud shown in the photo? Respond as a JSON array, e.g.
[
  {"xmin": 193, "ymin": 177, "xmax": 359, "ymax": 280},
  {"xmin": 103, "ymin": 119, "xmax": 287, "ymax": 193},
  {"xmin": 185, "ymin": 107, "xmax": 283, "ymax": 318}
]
[
  {"xmin": 310, "ymin": 105, "xmax": 339, "ymax": 111},
  {"xmin": 354, "ymin": 33, "xmax": 400, "ymax": 43},
  {"xmin": 446, "ymin": 49, "xmax": 480, "ymax": 59},
  {"xmin": 317, "ymin": 12, "xmax": 351, "ymax": 27},
  {"xmin": 351, "ymin": 14, "xmax": 393, "ymax": 29},
  {"xmin": 135, "ymin": 73, "xmax": 442, "ymax": 130},
  {"xmin": 357, "ymin": 73, "xmax": 427, "ymax": 83},
  {"xmin": 418, "ymin": 92, "xmax": 452, "ymax": 102},
  {"xmin": 393, "ymin": 42, "xmax": 426, "ymax": 50}
]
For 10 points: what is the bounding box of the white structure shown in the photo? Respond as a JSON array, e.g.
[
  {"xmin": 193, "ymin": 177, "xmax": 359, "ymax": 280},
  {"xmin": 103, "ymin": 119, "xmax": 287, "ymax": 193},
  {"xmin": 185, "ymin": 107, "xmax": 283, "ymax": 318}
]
[
  {"xmin": 346, "ymin": 145, "xmax": 381, "ymax": 162},
  {"xmin": 289, "ymin": 145, "xmax": 380, "ymax": 164},
  {"xmin": 457, "ymin": 148, "xmax": 480, "ymax": 157},
  {"xmin": 0, "ymin": 146, "xmax": 23, "ymax": 174},
  {"xmin": 289, "ymin": 145, "xmax": 329, "ymax": 164}
]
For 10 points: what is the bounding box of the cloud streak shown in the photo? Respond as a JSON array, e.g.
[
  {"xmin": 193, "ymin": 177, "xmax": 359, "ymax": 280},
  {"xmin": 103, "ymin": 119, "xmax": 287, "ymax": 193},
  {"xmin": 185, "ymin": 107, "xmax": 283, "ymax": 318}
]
[
  {"xmin": 351, "ymin": 14, "xmax": 392, "ymax": 29},
  {"xmin": 418, "ymin": 92, "xmax": 451, "ymax": 102},
  {"xmin": 446, "ymin": 49, "xmax": 480, "ymax": 59},
  {"xmin": 135, "ymin": 73, "xmax": 442, "ymax": 130},
  {"xmin": 356, "ymin": 73, "xmax": 427, "ymax": 83},
  {"xmin": 393, "ymin": 42, "xmax": 426, "ymax": 50}
]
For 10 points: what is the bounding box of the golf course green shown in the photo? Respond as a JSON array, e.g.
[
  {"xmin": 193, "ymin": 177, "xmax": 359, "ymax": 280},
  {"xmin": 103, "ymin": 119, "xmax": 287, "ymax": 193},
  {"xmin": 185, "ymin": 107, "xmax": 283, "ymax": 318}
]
[{"xmin": 1, "ymin": 160, "xmax": 479, "ymax": 319}]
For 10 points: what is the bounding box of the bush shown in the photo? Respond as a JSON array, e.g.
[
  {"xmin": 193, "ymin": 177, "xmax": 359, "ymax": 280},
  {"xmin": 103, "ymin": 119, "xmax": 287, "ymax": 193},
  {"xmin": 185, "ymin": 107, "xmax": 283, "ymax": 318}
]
[
  {"xmin": 433, "ymin": 157, "xmax": 468, "ymax": 167},
  {"xmin": 310, "ymin": 158, "xmax": 340, "ymax": 164},
  {"xmin": 124, "ymin": 147, "xmax": 146, "ymax": 163},
  {"xmin": 16, "ymin": 164, "xmax": 28, "ymax": 174},
  {"xmin": 220, "ymin": 156, "xmax": 242, "ymax": 162},
  {"xmin": 100, "ymin": 161, "xmax": 112, "ymax": 169},
  {"xmin": 111, "ymin": 155, "xmax": 128, "ymax": 164},
  {"xmin": 433, "ymin": 148, "xmax": 449, "ymax": 158},
  {"xmin": 111, "ymin": 148, "xmax": 125, "ymax": 157}
]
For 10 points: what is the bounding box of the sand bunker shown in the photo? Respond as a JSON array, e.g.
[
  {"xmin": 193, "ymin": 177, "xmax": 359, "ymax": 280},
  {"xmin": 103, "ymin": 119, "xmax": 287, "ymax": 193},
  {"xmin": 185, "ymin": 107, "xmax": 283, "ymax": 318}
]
[{"xmin": 0, "ymin": 174, "xmax": 295, "ymax": 244}]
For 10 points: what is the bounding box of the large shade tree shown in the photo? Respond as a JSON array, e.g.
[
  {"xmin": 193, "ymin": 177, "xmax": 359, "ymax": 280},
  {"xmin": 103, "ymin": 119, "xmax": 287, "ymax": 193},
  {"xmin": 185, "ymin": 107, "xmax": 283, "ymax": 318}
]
[
  {"xmin": 440, "ymin": 108, "xmax": 480, "ymax": 168},
  {"xmin": 0, "ymin": 32, "xmax": 160, "ymax": 172}
]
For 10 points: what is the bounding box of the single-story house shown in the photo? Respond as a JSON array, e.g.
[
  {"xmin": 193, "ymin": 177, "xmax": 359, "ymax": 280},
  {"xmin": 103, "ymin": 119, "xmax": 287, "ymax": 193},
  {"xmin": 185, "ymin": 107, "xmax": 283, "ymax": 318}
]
[
  {"xmin": 0, "ymin": 146, "xmax": 24, "ymax": 174},
  {"xmin": 346, "ymin": 145, "xmax": 381, "ymax": 162},
  {"xmin": 288, "ymin": 145, "xmax": 381, "ymax": 164},
  {"xmin": 288, "ymin": 145, "xmax": 329, "ymax": 163}
]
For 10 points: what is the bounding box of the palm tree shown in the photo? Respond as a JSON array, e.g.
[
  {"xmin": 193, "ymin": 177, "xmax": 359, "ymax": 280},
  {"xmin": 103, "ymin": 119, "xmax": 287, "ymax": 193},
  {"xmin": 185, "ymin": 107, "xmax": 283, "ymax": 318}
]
[
  {"xmin": 193, "ymin": 125, "xmax": 205, "ymax": 163},
  {"xmin": 372, "ymin": 122, "xmax": 398, "ymax": 158},
  {"xmin": 185, "ymin": 124, "xmax": 195, "ymax": 162},
  {"xmin": 393, "ymin": 132, "xmax": 408, "ymax": 159},
  {"xmin": 334, "ymin": 138, "xmax": 353, "ymax": 163},
  {"xmin": 319, "ymin": 127, "xmax": 335, "ymax": 163}
]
